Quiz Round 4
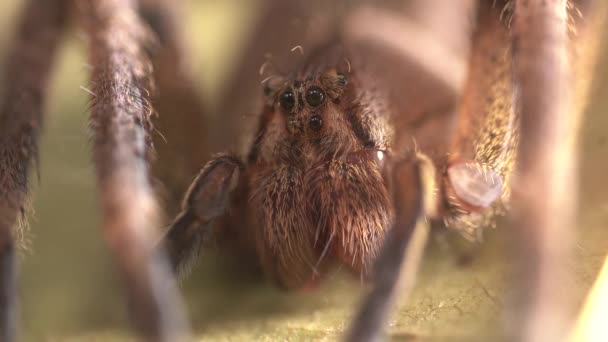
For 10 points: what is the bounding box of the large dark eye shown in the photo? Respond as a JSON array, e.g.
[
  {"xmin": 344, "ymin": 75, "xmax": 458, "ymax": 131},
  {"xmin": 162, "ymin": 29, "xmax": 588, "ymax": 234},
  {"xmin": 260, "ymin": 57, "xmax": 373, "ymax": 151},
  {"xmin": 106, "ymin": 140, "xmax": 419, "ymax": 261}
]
[
  {"xmin": 305, "ymin": 86, "xmax": 325, "ymax": 107},
  {"xmin": 279, "ymin": 90, "xmax": 295, "ymax": 112},
  {"xmin": 308, "ymin": 115, "xmax": 323, "ymax": 131}
]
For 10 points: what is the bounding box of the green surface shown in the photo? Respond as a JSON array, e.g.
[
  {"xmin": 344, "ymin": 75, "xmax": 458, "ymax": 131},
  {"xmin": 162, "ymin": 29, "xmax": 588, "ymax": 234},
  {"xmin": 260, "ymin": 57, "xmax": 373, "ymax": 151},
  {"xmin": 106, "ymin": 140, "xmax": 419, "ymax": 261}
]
[{"xmin": 0, "ymin": 1, "xmax": 607, "ymax": 341}]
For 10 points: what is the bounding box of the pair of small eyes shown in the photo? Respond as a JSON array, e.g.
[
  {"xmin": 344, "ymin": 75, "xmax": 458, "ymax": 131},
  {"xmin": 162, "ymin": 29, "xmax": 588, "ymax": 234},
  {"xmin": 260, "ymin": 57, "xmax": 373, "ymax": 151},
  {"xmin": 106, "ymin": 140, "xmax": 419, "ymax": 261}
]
[
  {"xmin": 287, "ymin": 114, "xmax": 323, "ymax": 132},
  {"xmin": 279, "ymin": 86, "xmax": 326, "ymax": 112}
]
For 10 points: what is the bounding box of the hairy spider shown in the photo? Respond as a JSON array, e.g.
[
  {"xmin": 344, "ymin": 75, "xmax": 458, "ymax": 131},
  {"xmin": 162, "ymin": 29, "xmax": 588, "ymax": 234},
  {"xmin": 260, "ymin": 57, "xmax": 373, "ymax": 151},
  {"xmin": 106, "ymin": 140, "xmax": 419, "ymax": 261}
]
[{"xmin": 0, "ymin": 0, "xmax": 605, "ymax": 341}]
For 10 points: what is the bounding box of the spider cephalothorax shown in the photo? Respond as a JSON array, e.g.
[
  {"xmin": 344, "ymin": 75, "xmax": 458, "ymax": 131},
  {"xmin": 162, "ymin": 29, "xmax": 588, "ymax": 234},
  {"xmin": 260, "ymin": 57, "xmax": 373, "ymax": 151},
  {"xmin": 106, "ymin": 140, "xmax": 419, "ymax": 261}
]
[{"xmin": 246, "ymin": 58, "xmax": 394, "ymax": 288}]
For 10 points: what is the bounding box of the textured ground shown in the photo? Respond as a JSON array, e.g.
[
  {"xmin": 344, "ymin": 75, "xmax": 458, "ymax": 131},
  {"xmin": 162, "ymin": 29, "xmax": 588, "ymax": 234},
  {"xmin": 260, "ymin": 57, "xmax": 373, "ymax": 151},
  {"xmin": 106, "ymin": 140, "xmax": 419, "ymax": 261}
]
[{"xmin": 0, "ymin": 1, "xmax": 607, "ymax": 341}]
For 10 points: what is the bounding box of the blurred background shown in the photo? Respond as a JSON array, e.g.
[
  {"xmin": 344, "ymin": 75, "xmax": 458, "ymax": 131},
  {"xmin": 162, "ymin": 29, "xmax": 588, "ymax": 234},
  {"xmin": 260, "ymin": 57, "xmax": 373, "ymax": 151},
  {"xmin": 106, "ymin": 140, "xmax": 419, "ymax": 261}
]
[{"xmin": 0, "ymin": 0, "xmax": 607, "ymax": 341}]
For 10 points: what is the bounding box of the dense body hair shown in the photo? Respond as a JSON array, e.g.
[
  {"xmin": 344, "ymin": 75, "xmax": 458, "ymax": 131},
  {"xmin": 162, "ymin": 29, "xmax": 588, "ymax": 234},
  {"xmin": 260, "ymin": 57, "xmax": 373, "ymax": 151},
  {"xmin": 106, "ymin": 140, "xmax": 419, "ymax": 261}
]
[{"xmin": 244, "ymin": 51, "xmax": 394, "ymax": 288}]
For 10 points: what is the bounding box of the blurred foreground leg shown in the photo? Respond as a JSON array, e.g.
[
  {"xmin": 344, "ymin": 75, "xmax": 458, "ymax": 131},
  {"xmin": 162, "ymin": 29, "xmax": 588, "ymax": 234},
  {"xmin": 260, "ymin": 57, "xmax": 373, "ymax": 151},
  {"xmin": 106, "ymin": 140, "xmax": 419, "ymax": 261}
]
[
  {"xmin": 0, "ymin": 1, "xmax": 68, "ymax": 340},
  {"xmin": 77, "ymin": 0, "xmax": 190, "ymax": 339}
]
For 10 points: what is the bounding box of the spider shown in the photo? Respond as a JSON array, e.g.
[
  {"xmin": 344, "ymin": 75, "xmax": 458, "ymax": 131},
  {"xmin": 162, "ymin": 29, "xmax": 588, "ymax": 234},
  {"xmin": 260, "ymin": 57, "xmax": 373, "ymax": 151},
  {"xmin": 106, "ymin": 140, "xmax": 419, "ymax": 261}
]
[{"xmin": 0, "ymin": 0, "xmax": 604, "ymax": 341}]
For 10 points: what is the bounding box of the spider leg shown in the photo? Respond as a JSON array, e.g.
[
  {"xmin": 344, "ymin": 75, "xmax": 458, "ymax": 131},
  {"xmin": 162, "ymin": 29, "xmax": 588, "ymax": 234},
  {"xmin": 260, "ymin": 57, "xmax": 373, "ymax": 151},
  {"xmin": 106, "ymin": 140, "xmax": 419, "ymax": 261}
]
[
  {"xmin": 0, "ymin": 1, "xmax": 68, "ymax": 340},
  {"xmin": 341, "ymin": 4, "xmax": 476, "ymax": 341},
  {"xmin": 162, "ymin": 154, "xmax": 242, "ymax": 276},
  {"xmin": 442, "ymin": 1, "xmax": 517, "ymax": 240},
  {"xmin": 509, "ymin": 1, "xmax": 605, "ymax": 341},
  {"xmin": 344, "ymin": 154, "xmax": 437, "ymax": 342},
  {"xmin": 138, "ymin": 0, "xmax": 211, "ymax": 215},
  {"xmin": 76, "ymin": 0, "xmax": 189, "ymax": 339}
]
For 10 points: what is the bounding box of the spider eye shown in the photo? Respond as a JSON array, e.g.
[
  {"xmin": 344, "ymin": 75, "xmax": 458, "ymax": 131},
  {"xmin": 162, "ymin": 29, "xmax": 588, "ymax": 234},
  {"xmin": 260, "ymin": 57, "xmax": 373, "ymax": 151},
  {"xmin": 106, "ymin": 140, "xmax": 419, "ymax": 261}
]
[
  {"xmin": 305, "ymin": 86, "xmax": 325, "ymax": 107},
  {"xmin": 279, "ymin": 90, "xmax": 295, "ymax": 112},
  {"xmin": 308, "ymin": 115, "xmax": 323, "ymax": 131}
]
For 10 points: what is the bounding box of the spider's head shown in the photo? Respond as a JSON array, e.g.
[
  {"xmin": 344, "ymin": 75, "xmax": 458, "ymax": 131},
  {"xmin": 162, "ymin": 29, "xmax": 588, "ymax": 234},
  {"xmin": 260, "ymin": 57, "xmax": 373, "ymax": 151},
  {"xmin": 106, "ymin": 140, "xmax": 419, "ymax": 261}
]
[
  {"xmin": 253, "ymin": 64, "xmax": 392, "ymax": 164},
  {"xmin": 265, "ymin": 68, "xmax": 347, "ymax": 136},
  {"xmin": 247, "ymin": 63, "xmax": 394, "ymax": 289}
]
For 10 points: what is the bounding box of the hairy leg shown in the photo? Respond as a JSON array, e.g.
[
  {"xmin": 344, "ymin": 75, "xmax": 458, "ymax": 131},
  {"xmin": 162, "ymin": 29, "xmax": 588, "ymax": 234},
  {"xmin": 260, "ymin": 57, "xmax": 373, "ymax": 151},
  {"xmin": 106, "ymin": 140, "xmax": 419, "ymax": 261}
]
[
  {"xmin": 344, "ymin": 154, "xmax": 437, "ymax": 342},
  {"xmin": 138, "ymin": 0, "xmax": 211, "ymax": 216},
  {"xmin": 75, "ymin": 0, "xmax": 188, "ymax": 339},
  {"xmin": 341, "ymin": 3, "xmax": 477, "ymax": 340},
  {"xmin": 510, "ymin": 0, "xmax": 605, "ymax": 341},
  {"xmin": 442, "ymin": 1, "xmax": 518, "ymax": 240},
  {"xmin": 0, "ymin": 1, "xmax": 68, "ymax": 340}
]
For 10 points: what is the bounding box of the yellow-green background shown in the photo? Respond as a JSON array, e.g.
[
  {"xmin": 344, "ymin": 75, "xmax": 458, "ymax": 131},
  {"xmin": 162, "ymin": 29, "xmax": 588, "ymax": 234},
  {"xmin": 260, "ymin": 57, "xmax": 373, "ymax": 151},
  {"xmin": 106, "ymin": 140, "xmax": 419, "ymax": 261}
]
[{"xmin": 0, "ymin": 1, "xmax": 607, "ymax": 341}]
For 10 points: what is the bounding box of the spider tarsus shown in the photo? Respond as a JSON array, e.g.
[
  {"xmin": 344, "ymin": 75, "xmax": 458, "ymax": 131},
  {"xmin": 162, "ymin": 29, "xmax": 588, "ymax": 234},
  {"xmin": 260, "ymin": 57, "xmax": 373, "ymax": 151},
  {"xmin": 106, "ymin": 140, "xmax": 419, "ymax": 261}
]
[{"xmin": 164, "ymin": 155, "xmax": 242, "ymax": 277}]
